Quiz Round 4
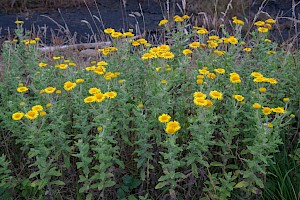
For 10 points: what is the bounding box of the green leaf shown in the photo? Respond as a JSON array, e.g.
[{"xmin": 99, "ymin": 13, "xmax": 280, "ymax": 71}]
[
  {"xmin": 234, "ymin": 181, "xmax": 247, "ymax": 188},
  {"xmin": 155, "ymin": 181, "xmax": 167, "ymax": 189},
  {"xmin": 210, "ymin": 162, "xmax": 224, "ymax": 167},
  {"xmin": 51, "ymin": 180, "xmax": 65, "ymax": 186}
]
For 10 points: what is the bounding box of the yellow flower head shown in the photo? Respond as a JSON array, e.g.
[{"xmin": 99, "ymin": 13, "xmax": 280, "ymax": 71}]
[
  {"xmin": 159, "ymin": 19, "xmax": 168, "ymax": 26},
  {"xmin": 84, "ymin": 96, "xmax": 96, "ymax": 103},
  {"xmin": 251, "ymin": 72, "xmax": 264, "ymax": 78},
  {"xmin": 283, "ymin": 98, "xmax": 290, "ymax": 102},
  {"xmin": 207, "ymin": 73, "xmax": 217, "ymax": 79},
  {"xmin": 94, "ymin": 66, "xmax": 106, "ymax": 75},
  {"xmin": 111, "ymin": 32, "xmax": 123, "ymax": 38},
  {"xmin": 17, "ymin": 86, "xmax": 28, "ymax": 93},
  {"xmin": 44, "ymin": 87, "xmax": 56, "ymax": 94},
  {"xmin": 142, "ymin": 53, "xmax": 154, "ymax": 60},
  {"xmin": 104, "ymin": 28, "xmax": 115, "ymax": 34},
  {"xmin": 38, "ymin": 62, "xmax": 48, "ymax": 67},
  {"xmin": 15, "ymin": 20, "xmax": 24, "ymax": 25},
  {"xmin": 32, "ymin": 105, "xmax": 43, "ymax": 112},
  {"xmin": 161, "ymin": 79, "xmax": 167, "ymax": 84},
  {"xmin": 265, "ymin": 18, "xmax": 276, "ymax": 24},
  {"xmin": 20, "ymin": 102, "xmax": 25, "ymax": 106},
  {"xmin": 173, "ymin": 15, "xmax": 183, "ymax": 22},
  {"xmin": 104, "ymin": 91, "xmax": 117, "ymax": 99},
  {"xmin": 89, "ymin": 88, "xmax": 101, "ymax": 94},
  {"xmin": 209, "ymin": 90, "xmax": 223, "ymax": 100},
  {"xmin": 158, "ymin": 114, "xmax": 171, "ymax": 123},
  {"xmin": 46, "ymin": 103, "xmax": 52, "ymax": 108},
  {"xmin": 262, "ymin": 107, "xmax": 272, "ymax": 115},
  {"xmin": 252, "ymin": 103, "xmax": 262, "ymax": 109},
  {"xmin": 138, "ymin": 103, "xmax": 143, "ymax": 108},
  {"xmin": 259, "ymin": 87, "xmax": 267, "ymax": 93},
  {"xmin": 162, "ymin": 52, "xmax": 175, "ymax": 59},
  {"xmin": 254, "ymin": 21, "xmax": 265, "ymax": 26},
  {"xmin": 56, "ymin": 90, "xmax": 62, "ymax": 94},
  {"xmin": 183, "ymin": 49, "xmax": 192, "ymax": 55},
  {"xmin": 258, "ymin": 27, "xmax": 269, "ymax": 33},
  {"xmin": 214, "ymin": 68, "xmax": 225, "ymax": 74},
  {"xmin": 12, "ymin": 112, "xmax": 24, "ymax": 120},
  {"xmin": 272, "ymin": 107, "xmax": 285, "ymax": 114},
  {"xmin": 94, "ymin": 93, "xmax": 106, "ymax": 102},
  {"xmin": 25, "ymin": 110, "xmax": 39, "ymax": 120},
  {"xmin": 64, "ymin": 81, "xmax": 77, "ymax": 91},
  {"xmin": 165, "ymin": 121, "xmax": 181, "ymax": 134},
  {"xmin": 194, "ymin": 98, "xmax": 208, "ymax": 106},
  {"xmin": 197, "ymin": 28, "xmax": 208, "ymax": 35},
  {"xmin": 230, "ymin": 73, "xmax": 241, "ymax": 83},
  {"xmin": 233, "ymin": 95, "xmax": 244, "ymax": 102},
  {"xmin": 193, "ymin": 92, "xmax": 206, "ymax": 99},
  {"xmin": 40, "ymin": 111, "xmax": 47, "ymax": 117},
  {"xmin": 189, "ymin": 42, "xmax": 201, "ymax": 49},
  {"xmin": 76, "ymin": 79, "xmax": 84, "ymax": 84},
  {"xmin": 243, "ymin": 47, "xmax": 252, "ymax": 52}
]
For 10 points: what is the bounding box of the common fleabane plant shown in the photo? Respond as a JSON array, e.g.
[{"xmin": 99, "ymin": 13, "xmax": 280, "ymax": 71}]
[{"xmin": 0, "ymin": 16, "xmax": 298, "ymax": 199}]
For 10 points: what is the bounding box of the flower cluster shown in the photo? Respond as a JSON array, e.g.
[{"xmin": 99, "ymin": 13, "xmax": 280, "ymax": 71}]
[{"xmin": 158, "ymin": 114, "xmax": 181, "ymax": 135}]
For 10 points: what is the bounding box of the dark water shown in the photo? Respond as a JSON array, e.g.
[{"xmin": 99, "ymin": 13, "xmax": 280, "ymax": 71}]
[{"xmin": 0, "ymin": 0, "xmax": 299, "ymax": 45}]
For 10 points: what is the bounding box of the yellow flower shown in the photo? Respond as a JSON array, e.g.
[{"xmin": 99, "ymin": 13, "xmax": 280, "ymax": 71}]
[
  {"xmin": 194, "ymin": 98, "xmax": 208, "ymax": 106},
  {"xmin": 196, "ymin": 79, "xmax": 204, "ymax": 84},
  {"xmin": 290, "ymin": 114, "xmax": 295, "ymax": 118},
  {"xmin": 17, "ymin": 86, "xmax": 29, "ymax": 93},
  {"xmin": 207, "ymin": 40, "xmax": 218, "ymax": 48},
  {"xmin": 197, "ymin": 28, "xmax": 208, "ymax": 35},
  {"xmin": 159, "ymin": 19, "xmax": 168, "ymax": 26},
  {"xmin": 131, "ymin": 41, "xmax": 140, "ymax": 46},
  {"xmin": 182, "ymin": 15, "xmax": 190, "ymax": 19},
  {"xmin": 165, "ymin": 121, "xmax": 181, "ymax": 134},
  {"xmin": 58, "ymin": 63, "xmax": 68, "ymax": 69},
  {"xmin": 209, "ymin": 35, "xmax": 219, "ymax": 40},
  {"xmin": 104, "ymin": 28, "xmax": 115, "ymax": 34},
  {"xmin": 214, "ymin": 68, "xmax": 225, "ymax": 74},
  {"xmin": 259, "ymin": 87, "xmax": 266, "ymax": 93},
  {"xmin": 207, "ymin": 73, "xmax": 216, "ymax": 79},
  {"xmin": 142, "ymin": 53, "xmax": 154, "ymax": 60},
  {"xmin": 174, "ymin": 15, "xmax": 183, "ymax": 22},
  {"xmin": 283, "ymin": 98, "xmax": 290, "ymax": 102},
  {"xmin": 94, "ymin": 66, "xmax": 106, "ymax": 75},
  {"xmin": 262, "ymin": 107, "xmax": 272, "ymax": 115},
  {"xmin": 265, "ymin": 18, "xmax": 276, "ymax": 24},
  {"xmin": 76, "ymin": 79, "xmax": 84, "ymax": 84},
  {"xmin": 233, "ymin": 95, "xmax": 244, "ymax": 102},
  {"xmin": 56, "ymin": 90, "xmax": 62, "ymax": 94},
  {"xmin": 97, "ymin": 126, "xmax": 103, "ymax": 131},
  {"xmin": 161, "ymin": 80, "xmax": 167, "ymax": 84},
  {"xmin": 189, "ymin": 42, "xmax": 200, "ymax": 49},
  {"xmin": 46, "ymin": 103, "xmax": 52, "ymax": 108},
  {"xmin": 104, "ymin": 91, "xmax": 117, "ymax": 99},
  {"xmin": 94, "ymin": 93, "xmax": 106, "ymax": 102},
  {"xmin": 243, "ymin": 47, "xmax": 252, "ymax": 52},
  {"xmin": 84, "ymin": 96, "xmax": 96, "ymax": 103},
  {"xmin": 209, "ymin": 90, "xmax": 223, "ymax": 100},
  {"xmin": 38, "ymin": 62, "xmax": 48, "ymax": 67},
  {"xmin": 194, "ymin": 92, "xmax": 206, "ymax": 99},
  {"xmin": 111, "ymin": 31, "xmax": 123, "ymax": 38},
  {"xmin": 53, "ymin": 56, "xmax": 61, "ymax": 60},
  {"xmin": 64, "ymin": 81, "xmax": 77, "ymax": 91},
  {"xmin": 20, "ymin": 102, "xmax": 25, "ymax": 106},
  {"xmin": 267, "ymin": 123, "xmax": 273, "ymax": 128},
  {"xmin": 213, "ymin": 50, "xmax": 225, "ymax": 56},
  {"xmin": 155, "ymin": 67, "xmax": 161, "ymax": 71},
  {"xmin": 123, "ymin": 32, "xmax": 134, "ymax": 37},
  {"xmin": 44, "ymin": 87, "xmax": 56, "ymax": 94},
  {"xmin": 15, "ymin": 20, "xmax": 24, "ymax": 24},
  {"xmin": 162, "ymin": 52, "xmax": 175, "ymax": 59},
  {"xmin": 230, "ymin": 73, "xmax": 241, "ymax": 83},
  {"xmin": 251, "ymin": 72, "xmax": 264, "ymax": 78},
  {"xmin": 252, "ymin": 103, "xmax": 262, "ymax": 109},
  {"xmin": 254, "ymin": 21, "xmax": 265, "ymax": 26},
  {"xmin": 233, "ymin": 19, "xmax": 244, "ymax": 25},
  {"xmin": 272, "ymin": 107, "xmax": 285, "ymax": 114},
  {"xmin": 258, "ymin": 27, "xmax": 268, "ymax": 33},
  {"xmin": 267, "ymin": 50, "xmax": 276, "ymax": 55},
  {"xmin": 40, "ymin": 111, "xmax": 47, "ymax": 117},
  {"xmin": 206, "ymin": 100, "xmax": 213, "ymax": 108},
  {"xmin": 25, "ymin": 110, "xmax": 39, "ymax": 120},
  {"xmin": 183, "ymin": 49, "xmax": 192, "ymax": 55},
  {"xmin": 267, "ymin": 78, "xmax": 277, "ymax": 84},
  {"xmin": 12, "ymin": 112, "xmax": 24, "ymax": 120},
  {"xmin": 228, "ymin": 36, "xmax": 238, "ymax": 45},
  {"xmin": 158, "ymin": 114, "xmax": 171, "ymax": 123},
  {"xmin": 138, "ymin": 103, "xmax": 143, "ymax": 108},
  {"xmin": 32, "ymin": 105, "xmax": 43, "ymax": 112},
  {"xmin": 264, "ymin": 39, "xmax": 272, "ymax": 43},
  {"xmin": 89, "ymin": 88, "xmax": 101, "ymax": 94},
  {"xmin": 118, "ymin": 79, "xmax": 125, "ymax": 84}
]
